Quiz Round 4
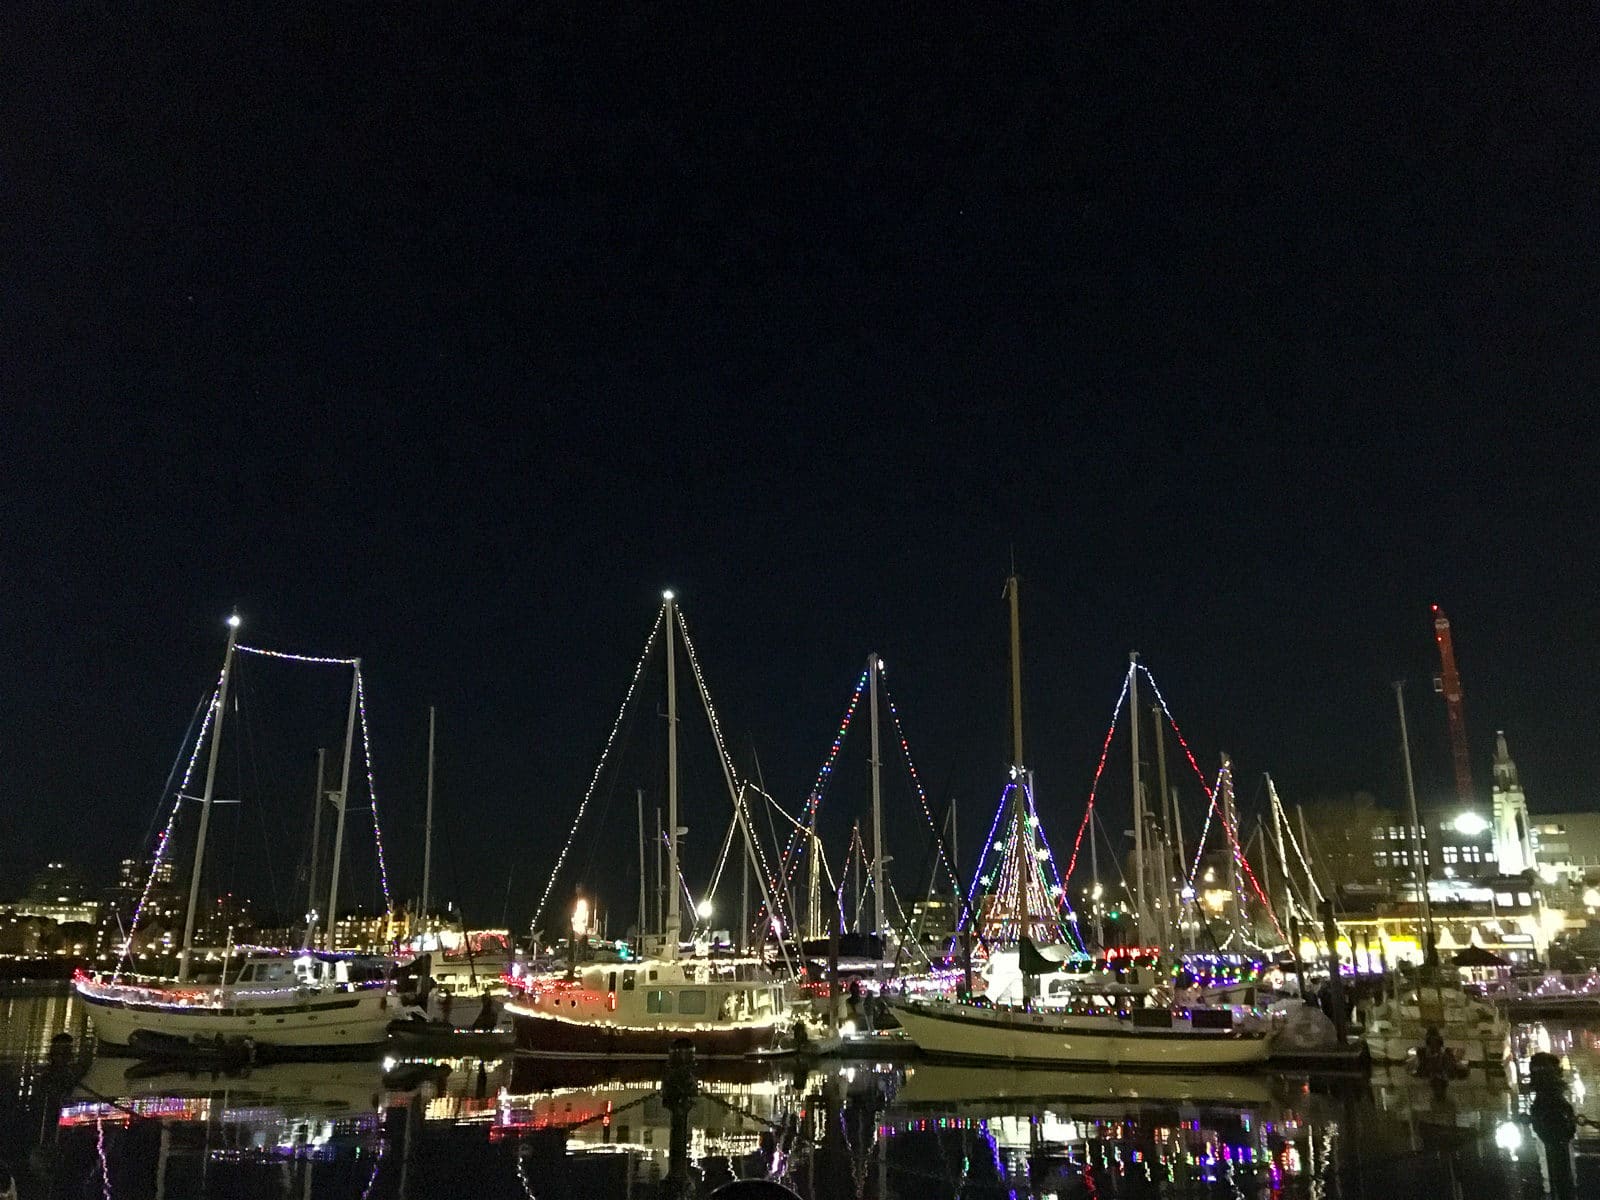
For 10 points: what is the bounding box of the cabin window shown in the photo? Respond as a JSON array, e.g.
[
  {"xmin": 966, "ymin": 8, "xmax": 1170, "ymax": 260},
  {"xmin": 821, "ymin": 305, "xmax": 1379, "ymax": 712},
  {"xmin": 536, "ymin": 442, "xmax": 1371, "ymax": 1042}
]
[
  {"xmin": 648, "ymin": 969, "xmax": 658, "ymax": 982},
  {"xmin": 646, "ymin": 990, "xmax": 673, "ymax": 1014},
  {"xmin": 622, "ymin": 971, "xmax": 636, "ymax": 992},
  {"xmin": 608, "ymin": 971, "xmax": 618, "ymax": 994},
  {"xmin": 236, "ymin": 965, "xmax": 255, "ymax": 983},
  {"xmin": 679, "ymin": 990, "xmax": 707, "ymax": 1016}
]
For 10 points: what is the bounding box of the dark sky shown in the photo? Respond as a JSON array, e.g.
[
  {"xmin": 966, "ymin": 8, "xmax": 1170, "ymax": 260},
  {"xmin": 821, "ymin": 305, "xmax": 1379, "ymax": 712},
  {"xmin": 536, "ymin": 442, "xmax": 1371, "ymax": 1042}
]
[{"xmin": 4, "ymin": 8, "xmax": 1596, "ymax": 927}]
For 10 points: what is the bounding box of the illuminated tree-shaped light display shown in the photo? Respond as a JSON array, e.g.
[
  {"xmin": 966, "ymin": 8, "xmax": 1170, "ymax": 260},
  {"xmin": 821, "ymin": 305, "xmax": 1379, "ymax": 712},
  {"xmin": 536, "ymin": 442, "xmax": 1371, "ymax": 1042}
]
[{"xmin": 969, "ymin": 775, "xmax": 1082, "ymax": 950}]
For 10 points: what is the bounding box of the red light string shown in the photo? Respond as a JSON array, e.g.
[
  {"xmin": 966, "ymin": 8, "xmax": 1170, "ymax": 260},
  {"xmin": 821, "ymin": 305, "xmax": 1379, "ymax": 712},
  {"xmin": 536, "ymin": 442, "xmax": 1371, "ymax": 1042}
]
[
  {"xmin": 1060, "ymin": 670, "xmax": 1131, "ymax": 887},
  {"xmin": 776, "ymin": 668, "xmax": 869, "ymax": 904},
  {"xmin": 1139, "ymin": 665, "xmax": 1283, "ymax": 941}
]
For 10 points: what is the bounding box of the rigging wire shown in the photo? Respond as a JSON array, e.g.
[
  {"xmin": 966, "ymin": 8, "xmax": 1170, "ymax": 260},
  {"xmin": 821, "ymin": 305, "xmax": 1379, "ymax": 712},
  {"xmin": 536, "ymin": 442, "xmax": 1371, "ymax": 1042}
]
[
  {"xmin": 1060, "ymin": 670, "xmax": 1131, "ymax": 886},
  {"xmin": 531, "ymin": 606, "xmax": 666, "ymax": 932},
  {"xmin": 115, "ymin": 675, "xmax": 222, "ymax": 980}
]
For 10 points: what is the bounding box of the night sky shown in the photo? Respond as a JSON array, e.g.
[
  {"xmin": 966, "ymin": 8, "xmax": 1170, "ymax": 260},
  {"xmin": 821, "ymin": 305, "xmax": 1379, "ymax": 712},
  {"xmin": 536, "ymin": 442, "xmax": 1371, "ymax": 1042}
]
[{"xmin": 5, "ymin": 9, "xmax": 1596, "ymax": 928}]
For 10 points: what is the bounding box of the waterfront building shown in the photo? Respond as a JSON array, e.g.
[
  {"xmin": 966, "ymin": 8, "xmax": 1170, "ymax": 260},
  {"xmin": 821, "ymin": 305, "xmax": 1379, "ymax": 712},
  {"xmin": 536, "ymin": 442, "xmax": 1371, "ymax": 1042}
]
[{"xmin": 6, "ymin": 863, "xmax": 99, "ymax": 926}]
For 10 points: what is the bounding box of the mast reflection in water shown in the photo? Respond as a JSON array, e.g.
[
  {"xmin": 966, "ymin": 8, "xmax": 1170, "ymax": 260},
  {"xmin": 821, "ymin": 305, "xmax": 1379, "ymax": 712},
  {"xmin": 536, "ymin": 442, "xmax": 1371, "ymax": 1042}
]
[{"xmin": 3, "ymin": 993, "xmax": 1598, "ymax": 1196}]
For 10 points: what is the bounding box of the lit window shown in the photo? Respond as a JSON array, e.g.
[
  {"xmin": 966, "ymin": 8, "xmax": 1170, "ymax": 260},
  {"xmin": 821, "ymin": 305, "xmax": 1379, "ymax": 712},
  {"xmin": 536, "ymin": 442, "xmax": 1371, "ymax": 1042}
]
[
  {"xmin": 1518, "ymin": 893, "xmax": 1532, "ymax": 906},
  {"xmin": 1495, "ymin": 893, "xmax": 1514, "ymax": 907}
]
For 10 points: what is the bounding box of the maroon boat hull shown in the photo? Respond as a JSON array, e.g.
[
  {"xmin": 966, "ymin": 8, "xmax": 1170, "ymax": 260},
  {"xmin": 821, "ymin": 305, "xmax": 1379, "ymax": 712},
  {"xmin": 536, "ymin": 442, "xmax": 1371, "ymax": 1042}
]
[{"xmin": 511, "ymin": 1009, "xmax": 786, "ymax": 1059}]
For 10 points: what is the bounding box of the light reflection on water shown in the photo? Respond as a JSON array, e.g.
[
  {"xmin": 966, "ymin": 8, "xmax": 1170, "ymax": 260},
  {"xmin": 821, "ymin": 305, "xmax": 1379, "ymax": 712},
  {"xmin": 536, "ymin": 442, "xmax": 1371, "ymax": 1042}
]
[{"xmin": 0, "ymin": 990, "xmax": 1596, "ymax": 1197}]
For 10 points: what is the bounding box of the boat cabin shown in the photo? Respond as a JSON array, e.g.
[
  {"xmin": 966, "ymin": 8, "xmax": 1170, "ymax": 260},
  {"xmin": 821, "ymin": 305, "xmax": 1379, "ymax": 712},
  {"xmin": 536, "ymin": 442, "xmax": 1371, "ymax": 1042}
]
[
  {"xmin": 514, "ymin": 958, "xmax": 790, "ymax": 1028},
  {"xmin": 226, "ymin": 953, "xmax": 391, "ymax": 991}
]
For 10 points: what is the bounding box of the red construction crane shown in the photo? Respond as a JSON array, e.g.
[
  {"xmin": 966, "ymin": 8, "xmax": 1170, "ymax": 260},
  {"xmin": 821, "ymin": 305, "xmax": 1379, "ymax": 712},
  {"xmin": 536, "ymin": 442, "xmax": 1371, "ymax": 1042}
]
[{"xmin": 1431, "ymin": 605, "xmax": 1474, "ymax": 805}]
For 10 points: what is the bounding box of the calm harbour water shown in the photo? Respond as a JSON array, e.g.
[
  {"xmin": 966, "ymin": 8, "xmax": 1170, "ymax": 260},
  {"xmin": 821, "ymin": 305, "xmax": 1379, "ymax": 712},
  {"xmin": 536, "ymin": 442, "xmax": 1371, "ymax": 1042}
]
[{"xmin": 2, "ymin": 989, "xmax": 1598, "ymax": 1198}]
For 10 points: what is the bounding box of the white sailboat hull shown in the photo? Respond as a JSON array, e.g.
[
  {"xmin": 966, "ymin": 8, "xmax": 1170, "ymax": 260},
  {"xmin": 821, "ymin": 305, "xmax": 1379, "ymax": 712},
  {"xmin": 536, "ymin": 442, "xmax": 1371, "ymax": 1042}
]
[
  {"xmin": 78, "ymin": 980, "xmax": 393, "ymax": 1056},
  {"xmin": 891, "ymin": 999, "xmax": 1274, "ymax": 1068}
]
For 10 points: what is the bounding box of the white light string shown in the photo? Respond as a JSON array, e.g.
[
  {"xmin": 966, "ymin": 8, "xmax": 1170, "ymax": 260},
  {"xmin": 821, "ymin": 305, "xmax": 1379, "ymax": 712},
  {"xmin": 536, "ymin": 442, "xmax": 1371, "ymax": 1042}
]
[
  {"xmin": 115, "ymin": 676, "xmax": 222, "ymax": 981},
  {"xmin": 532, "ymin": 606, "xmax": 666, "ymax": 931},
  {"xmin": 673, "ymin": 606, "xmax": 745, "ymax": 797},
  {"xmin": 236, "ymin": 643, "xmax": 392, "ymax": 911},
  {"xmin": 236, "ymin": 644, "xmax": 357, "ymax": 666},
  {"xmin": 1276, "ymin": 791, "xmax": 1327, "ymax": 904},
  {"xmin": 353, "ymin": 666, "xmax": 393, "ymax": 913}
]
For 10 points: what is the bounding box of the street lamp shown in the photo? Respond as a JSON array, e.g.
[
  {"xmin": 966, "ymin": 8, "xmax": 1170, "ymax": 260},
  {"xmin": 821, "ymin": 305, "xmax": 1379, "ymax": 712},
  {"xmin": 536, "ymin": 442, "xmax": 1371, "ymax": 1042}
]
[
  {"xmin": 1454, "ymin": 812, "xmax": 1490, "ymax": 837},
  {"xmin": 695, "ymin": 899, "xmax": 713, "ymax": 920}
]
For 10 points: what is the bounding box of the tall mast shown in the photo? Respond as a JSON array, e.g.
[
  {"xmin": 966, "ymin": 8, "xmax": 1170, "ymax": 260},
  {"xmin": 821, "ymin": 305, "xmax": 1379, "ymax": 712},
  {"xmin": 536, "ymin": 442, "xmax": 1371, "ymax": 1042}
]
[
  {"xmin": 1394, "ymin": 680, "xmax": 1434, "ymax": 965},
  {"xmin": 1089, "ymin": 808, "xmax": 1103, "ymax": 946},
  {"xmin": 947, "ymin": 795, "xmax": 960, "ymax": 906},
  {"xmin": 304, "ymin": 747, "xmax": 326, "ymax": 950},
  {"xmin": 1151, "ymin": 703, "xmax": 1174, "ymax": 954},
  {"xmin": 1129, "ymin": 654, "xmax": 1149, "ymax": 951},
  {"xmin": 663, "ymin": 591, "xmax": 680, "ymax": 961},
  {"xmin": 1221, "ymin": 754, "xmax": 1242, "ymax": 944},
  {"xmin": 869, "ymin": 653, "xmax": 886, "ymax": 966},
  {"xmin": 851, "ymin": 821, "xmax": 863, "ymax": 932},
  {"xmin": 178, "ymin": 614, "xmax": 241, "ymax": 982},
  {"xmin": 1006, "ymin": 576, "xmax": 1024, "ymax": 768},
  {"xmin": 325, "ymin": 661, "xmax": 361, "ymax": 949},
  {"xmin": 1003, "ymin": 574, "xmax": 1034, "ymax": 944},
  {"xmin": 422, "ymin": 705, "xmax": 436, "ymax": 922},
  {"xmin": 636, "ymin": 788, "xmax": 647, "ymax": 952}
]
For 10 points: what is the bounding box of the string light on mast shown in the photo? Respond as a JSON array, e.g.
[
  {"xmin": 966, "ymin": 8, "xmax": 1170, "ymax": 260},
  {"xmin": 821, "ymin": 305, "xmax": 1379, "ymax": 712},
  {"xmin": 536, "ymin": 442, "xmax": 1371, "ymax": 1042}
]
[
  {"xmin": 1139, "ymin": 664, "xmax": 1282, "ymax": 940},
  {"xmin": 235, "ymin": 643, "xmax": 394, "ymax": 914},
  {"xmin": 353, "ymin": 666, "xmax": 393, "ymax": 913},
  {"xmin": 532, "ymin": 605, "xmax": 666, "ymax": 930},
  {"xmin": 117, "ymin": 676, "xmax": 223, "ymax": 979},
  {"xmin": 1060, "ymin": 670, "xmax": 1131, "ymax": 886}
]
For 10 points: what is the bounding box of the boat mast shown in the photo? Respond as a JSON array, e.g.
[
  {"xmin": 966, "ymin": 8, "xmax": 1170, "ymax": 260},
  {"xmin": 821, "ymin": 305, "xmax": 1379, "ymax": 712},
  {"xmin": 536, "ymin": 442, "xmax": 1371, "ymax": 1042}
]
[
  {"xmin": 1394, "ymin": 680, "xmax": 1434, "ymax": 966},
  {"xmin": 868, "ymin": 653, "xmax": 886, "ymax": 969},
  {"xmin": 663, "ymin": 591, "xmax": 680, "ymax": 961},
  {"xmin": 1221, "ymin": 753, "xmax": 1243, "ymax": 945},
  {"xmin": 1004, "ymin": 574, "xmax": 1030, "ymax": 942},
  {"xmin": 178, "ymin": 613, "xmax": 241, "ymax": 983},
  {"xmin": 1154, "ymin": 703, "xmax": 1181, "ymax": 952},
  {"xmin": 809, "ymin": 826, "xmax": 824, "ymax": 943},
  {"xmin": 304, "ymin": 747, "xmax": 326, "ymax": 950},
  {"xmin": 422, "ymin": 705, "xmax": 435, "ymax": 924},
  {"xmin": 1149, "ymin": 706, "xmax": 1172, "ymax": 957},
  {"xmin": 636, "ymin": 788, "xmax": 647, "ymax": 953},
  {"xmin": 1129, "ymin": 654, "xmax": 1149, "ymax": 952},
  {"xmin": 1268, "ymin": 775, "xmax": 1308, "ymax": 989},
  {"xmin": 325, "ymin": 660, "xmax": 361, "ymax": 950},
  {"xmin": 1089, "ymin": 807, "xmax": 1103, "ymax": 946}
]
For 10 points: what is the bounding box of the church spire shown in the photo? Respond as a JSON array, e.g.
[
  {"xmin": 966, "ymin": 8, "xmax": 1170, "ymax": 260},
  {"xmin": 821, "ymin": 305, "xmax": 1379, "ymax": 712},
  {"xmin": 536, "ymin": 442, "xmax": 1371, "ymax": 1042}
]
[{"xmin": 1493, "ymin": 729, "xmax": 1519, "ymax": 789}]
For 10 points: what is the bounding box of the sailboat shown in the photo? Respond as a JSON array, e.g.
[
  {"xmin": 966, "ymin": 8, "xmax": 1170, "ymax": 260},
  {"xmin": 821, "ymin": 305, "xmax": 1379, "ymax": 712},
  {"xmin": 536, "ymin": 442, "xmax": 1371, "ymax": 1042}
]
[
  {"xmin": 504, "ymin": 592, "xmax": 801, "ymax": 1059},
  {"xmin": 76, "ymin": 616, "xmax": 395, "ymax": 1058},
  {"xmin": 891, "ymin": 579, "xmax": 1275, "ymax": 1068},
  {"xmin": 1362, "ymin": 681, "xmax": 1508, "ymax": 1067}
]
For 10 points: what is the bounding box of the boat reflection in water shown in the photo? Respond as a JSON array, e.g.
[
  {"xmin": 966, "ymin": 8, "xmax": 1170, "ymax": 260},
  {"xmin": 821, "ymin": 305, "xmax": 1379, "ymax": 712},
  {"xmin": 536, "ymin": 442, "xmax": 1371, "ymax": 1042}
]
[{"xmin": 12, "ymin": 994, "xmax": 1587, "ymax": 1197}]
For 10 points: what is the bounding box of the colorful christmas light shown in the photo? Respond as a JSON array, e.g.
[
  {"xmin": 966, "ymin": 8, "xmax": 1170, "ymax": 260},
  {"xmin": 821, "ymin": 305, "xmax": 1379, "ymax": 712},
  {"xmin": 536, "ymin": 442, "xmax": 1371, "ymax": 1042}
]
[
  {"xmin": 1061, "ymin": 669, "xmax": 1130, "ymax": 886},
  {"xmin": 1140, "ymin": 666, "xmax": 1282, "ymax": 940},
  {"xmin": 882, "ymin": 679, "xmax": 961, "ymax": 900}
]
